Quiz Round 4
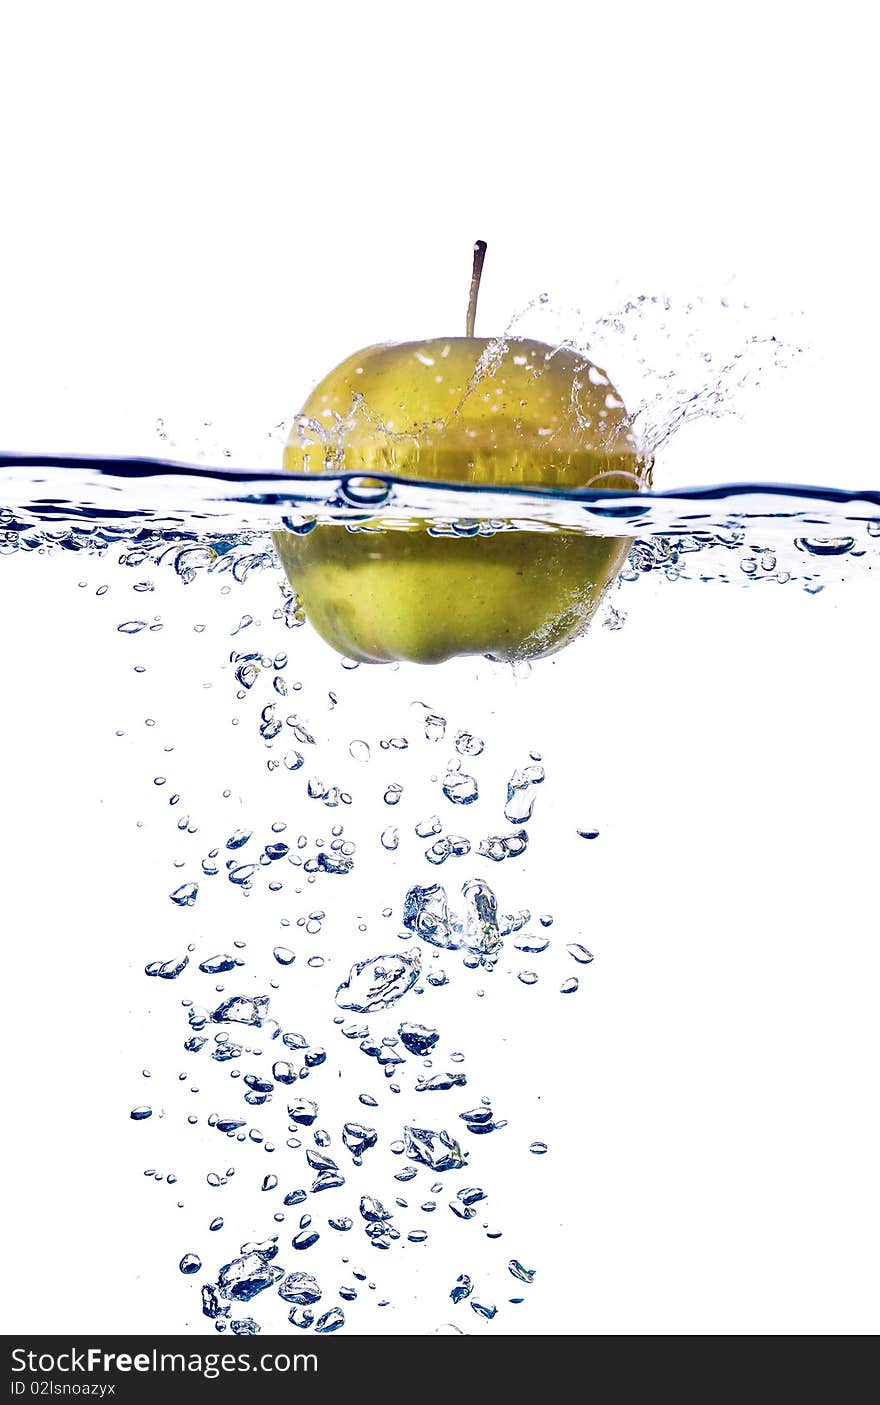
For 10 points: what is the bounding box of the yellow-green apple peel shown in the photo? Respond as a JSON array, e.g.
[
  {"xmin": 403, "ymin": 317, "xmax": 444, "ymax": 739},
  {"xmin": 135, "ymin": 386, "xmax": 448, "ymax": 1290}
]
[{"xmin": 273, "ymin": 243, "xmax": 650, "ymax": 664}]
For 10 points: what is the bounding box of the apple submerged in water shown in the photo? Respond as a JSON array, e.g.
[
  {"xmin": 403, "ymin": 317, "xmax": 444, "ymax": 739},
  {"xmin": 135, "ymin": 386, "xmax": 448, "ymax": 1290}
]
[{"xmin": 273, "ymin": 242, "xmax": 650, "ymax": 665}]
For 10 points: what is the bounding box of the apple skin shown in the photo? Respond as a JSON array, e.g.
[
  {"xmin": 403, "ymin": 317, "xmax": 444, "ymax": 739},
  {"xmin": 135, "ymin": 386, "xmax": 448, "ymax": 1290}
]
[
  {"xmin": 274, "ymin": 337, "xmax": 649, "ymax": 665},
  {"xmin": 274, "ymin": 525, "xmax": 633, "ymax": 665}
]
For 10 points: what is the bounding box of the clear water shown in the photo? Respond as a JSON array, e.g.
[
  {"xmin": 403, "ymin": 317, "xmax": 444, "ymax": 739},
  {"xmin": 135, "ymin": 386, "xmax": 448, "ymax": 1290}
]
[
  {"xmin": 4, "ymin": 450, "xmax": 879, "ymax": 567},
  {"xmin": 3, "ymin": 450, "xmax": 878, "ymax": 1335}
]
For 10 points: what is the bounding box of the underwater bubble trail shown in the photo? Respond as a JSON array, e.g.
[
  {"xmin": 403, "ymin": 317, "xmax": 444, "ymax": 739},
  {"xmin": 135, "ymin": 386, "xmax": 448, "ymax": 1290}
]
[{"xmin": 117, "ymin": 583, "xmax": 576, "ymax": 1338}]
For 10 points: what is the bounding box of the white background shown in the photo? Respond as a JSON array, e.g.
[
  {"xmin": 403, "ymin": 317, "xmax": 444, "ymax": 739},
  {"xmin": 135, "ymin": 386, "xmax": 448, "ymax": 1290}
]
[
  {"xmin": 1, "ymin": 0, "xmax": 878, "ymax": 1336},
  {"xmin": 0, "ymin": 0, "xmax": 878, "ymax": 487}
]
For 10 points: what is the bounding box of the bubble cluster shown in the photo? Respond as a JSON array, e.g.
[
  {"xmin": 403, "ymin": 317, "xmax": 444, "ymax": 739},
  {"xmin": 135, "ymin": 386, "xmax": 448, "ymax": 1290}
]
[{"xmin": 103, "ymin": 551, "xmax": 618, "ymax": 1336}]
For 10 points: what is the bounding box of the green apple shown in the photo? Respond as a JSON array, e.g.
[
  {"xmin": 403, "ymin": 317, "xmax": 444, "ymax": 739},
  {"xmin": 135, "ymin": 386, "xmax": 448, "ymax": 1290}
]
[{"xmin": 273, "ymin": 243, "xmax": 650, "ymax": 664}]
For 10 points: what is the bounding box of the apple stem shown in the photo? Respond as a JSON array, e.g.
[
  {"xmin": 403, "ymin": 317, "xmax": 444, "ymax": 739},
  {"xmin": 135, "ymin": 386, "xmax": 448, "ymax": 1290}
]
[{"xmin": 466, "ymin": 240, "xmax": 487, "ymax": 337}]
